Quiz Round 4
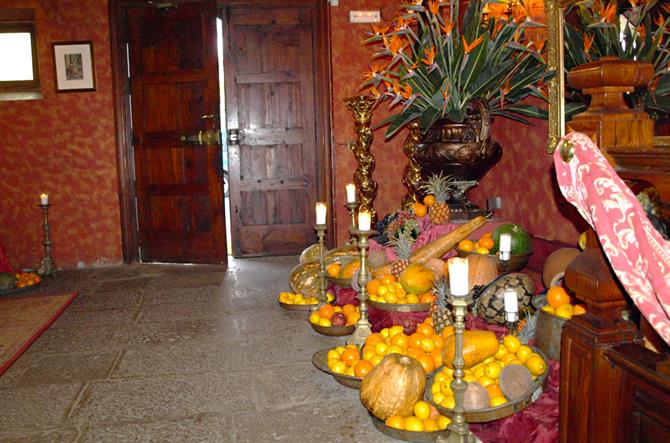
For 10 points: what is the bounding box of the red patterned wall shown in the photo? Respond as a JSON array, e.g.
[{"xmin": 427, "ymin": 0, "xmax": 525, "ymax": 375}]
[{"xmin": 0, "ymin": 0, "xmax": 122, "ymax": 270}]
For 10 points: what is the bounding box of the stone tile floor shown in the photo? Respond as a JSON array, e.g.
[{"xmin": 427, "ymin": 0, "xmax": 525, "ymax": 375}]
[{"xmin": 0, "ymin": 257, "xmax": 397, "ymax": 442}]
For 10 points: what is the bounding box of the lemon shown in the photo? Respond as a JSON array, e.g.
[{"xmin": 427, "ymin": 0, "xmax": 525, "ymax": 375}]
[
  {"xmin": 526, "ymin": 355, "xmax": 547, "ymax": 376},
  {"xmin": 431, "ymin": 382, "xmax": 441, "ymax": 394},
  {"xmin": 378, "ymin": 285, "xmax": 389, "ymax": 296},
  {"xmin": 413, "ymin": 400, "xmax": 431, "ymax": 420},
  {"xmin": 406, "ymin": 293, "xmax": 420, "ymax": 304},
  {"xmin": 318, "ymin": 317, "xmax": 332, "ymax": 327},
  {"xmin": 327, "ymin": 349, "xmax": 340, "ymax": 360},
  {"xmin": 542, "ymin": 305, "xmax": 555, "ymax": 314},
  {"xmin": 578, "ymin": 231, "xmax": 587, "ymax": 250},
  {"xmin": 388, "ymin": 325, "xmax": 404, "ymax": 338},
  {"xmin": 438, "ymin": 415, "xmax": 451, "ymax": 430},
  {"xmin": 555, "ymin": 303, "xmax": 574, "ymax": 319},
  {"xmin": 489, "ymin": 396, "xmax": 507, "ymax": 407},
  {"xmin": 432, "ymin": 392, "xmax": 445, "ymax": 405},
  {"xmin": 405, "ymin": 416, "xmax": 424, "ymax": 432},
  {"xmin": 516, "ymin": 345, "xmax": 533, "ymax": 363},
  {"xmin": 478, "ymin": 375, "xmax": 495, "ymax": 387},
  {"xmin": 503, "ymin": 335, "xmax": 522, "ymax": 353},
  {"xmin": 370, "ymin": 354, "xmax": 384, "ymax": 366},
  {"xmin": 484, "ymin": 361, "xmax": 503, "ymax": 379},
  {"xmin": 386, "ymin": 345, "xmax": 404, "ymax": 355},
  {"xmin": 331, "ymin": 361, "xmax": 346, "ymax": 374},
  {"xmin": 494, "ymin": 344, "xmax": 508, "ymax": 360},
  {"xmin": 374, "ymin": 342, "xmax": 389, "ymax": 355},
  {"xmin": 476, "ymin": 247, "xmax": 490, "ymax": 255},
  {"xmin": 440, "ymin": 395, "xmax": 456, "ymax": 409},
  {"xmin": 309, "ymin": 312, "xmax": 321, "ymax": 324}
]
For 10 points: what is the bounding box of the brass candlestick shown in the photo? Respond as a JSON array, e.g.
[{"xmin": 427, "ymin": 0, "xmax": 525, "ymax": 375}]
[
  {"xmin": 314, "ymin": 223, "xmax": 328, "ymax": 303},
  {"xmin": 498, "ymin": 250, "xmax": 511, "ymax": 274},
  {"xmin": 345, "ymin": 201, "xmax": 358, "ymax": 246},
  {"xmin": 37, "ymin": 204, "xmax": 56, "ymax": 276},
  {"xmin": 347, "ymin": 228, "xmax": 373, "ymax": 346},
  {"xmin": 439, "ymin": 288, "xmax": 475, "ymax": 443}
]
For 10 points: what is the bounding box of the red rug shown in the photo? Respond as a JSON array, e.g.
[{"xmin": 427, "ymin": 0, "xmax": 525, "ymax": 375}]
[{"xmin": 0, "ymin": 293, "xmax": 78, "ymax": 376}]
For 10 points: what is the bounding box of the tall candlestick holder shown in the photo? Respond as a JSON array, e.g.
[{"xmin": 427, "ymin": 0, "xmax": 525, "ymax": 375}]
[
  {"xmin": 347, "ymin": 227, "xmax": 373, "ymax": 346},
  {"xmin": 314, "ymin": 223, "xmax": 328, "ymax": 304},
  {"xmin": 498, "ymin": 250, "xmax": 511, "ymax": 274},
  {"xmin": 345, "ymin": 201, "xmax": 358, "ymax": 246},
  {"xmin": 438, "ymin": 287, "xmax": 475, "ymax": 443},
  {"xmin": 37, "ymin": 204, "xmax": 56, "ymax": 276}
]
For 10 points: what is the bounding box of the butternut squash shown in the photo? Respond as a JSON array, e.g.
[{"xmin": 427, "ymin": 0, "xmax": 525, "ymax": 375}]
[{"xmin": 442, "ymin": 330, "xmax": 499, "ymax": 369}]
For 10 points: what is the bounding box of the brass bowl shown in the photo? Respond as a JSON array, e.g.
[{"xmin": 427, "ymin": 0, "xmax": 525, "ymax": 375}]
[
  {"xmin": 327, "ymin": 275, "xmax": 352, "ymax": 288},
  {"xmin": 309, "ymin": 321, "xmax": 355, "ymax": 337},
  {"xmin": 324, "ymin": 255, "xmax": 359, "ymax": 288},
  {"xmin": 288, "ymin": 261, "xmax": 321, "ymax": 298},
  {"xmin": 426, "ymin": 348, "xmax": 549, "ymax": 423},
  {"xmin": 368, "ymin": 413, "xmax": 449, "ymax": 442},
  {"xmin": 311, "ymin": 348, "xmax": 362, "ymax": 389},
  {"xmin": 368, "ymin": 299, "xmax": 431, "ymax": 313},
  {"xmin": 278, "ymin": 300, "xmax": 318, "ymax": 311}
]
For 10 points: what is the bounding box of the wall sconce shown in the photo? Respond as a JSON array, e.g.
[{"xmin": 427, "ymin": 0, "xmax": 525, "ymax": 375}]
[{"xmin": 349, "ymin": 10, "xmax": 380, "ymax": 24}]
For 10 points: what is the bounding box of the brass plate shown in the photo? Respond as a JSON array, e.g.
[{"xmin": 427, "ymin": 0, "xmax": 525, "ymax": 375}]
[
  {"xmin": 368, "ymin": 413, "xmax": 449, "ymax": 442},
  {"xmin": 327, "ymin": 275, "xmax": 352, "ymax": 288},
  {"xmin": 288, "ymin": 261, "xmax": 321, "ymax": 298},
  {"xmin": 311, "ymin": 348, "xmax": 362, "ymax": 389},
  {"xmin": 368, "ymin": 299, "xmax": 431, "ymax": 313},
  {"xmin": 427, "ymin": 348, "xmax": 549, "ymax": 423},
  {"xmin": 309, "ymin": 321, "xmax": 355, "ymax": 337},
  {"xmin": 278, "ymin": 300, "xmax": 317, "ymax": 311}
]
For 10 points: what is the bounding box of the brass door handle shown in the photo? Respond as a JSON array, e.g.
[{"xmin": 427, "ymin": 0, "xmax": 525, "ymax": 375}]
[{"xmin": 180, "ymin": 129, "xmax": 222, "ymax": 146}]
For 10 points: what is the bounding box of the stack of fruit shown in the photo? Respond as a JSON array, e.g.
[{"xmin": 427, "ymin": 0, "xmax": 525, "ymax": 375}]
[
  {"xmin": 326, "ymin": 344, "xmax": 374, "ymax": 378},
  {"xmin": 383, "ymin": 400, "xmax": 451, "ymax": 432},
  {"xmin": 457, "ymin": 231, "xmax": 495, "ymax": 256},
  {"xmin": 309, "ymin": 303, "xmax": 360, "ymax": 328},
  {"xmin": 325, "ymin": 259, "xmax": 359, "ymax": 285},
  {"xmin": 430, "ymin": 334, "xmax": 547, "ymax": 411},
  {"xmin": 277, "ymin": 292, "xmax": 318, "ymax": 306},
  {"xmin": 367, "ymin": 274, "xmax": 435, "ymax": 305},
  {"xmin": 541, "ymin": 286, "xmax": 586, "ymax": 320}
]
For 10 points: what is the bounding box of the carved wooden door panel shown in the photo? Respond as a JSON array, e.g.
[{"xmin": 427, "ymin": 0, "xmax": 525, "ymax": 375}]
[
  {"xmin": 128, "ymin": 1, "xmax": 227, "ymax": 264},
  {"xmin": 222, "ymin": 4, "xmax": 319, "ymax": 257}
]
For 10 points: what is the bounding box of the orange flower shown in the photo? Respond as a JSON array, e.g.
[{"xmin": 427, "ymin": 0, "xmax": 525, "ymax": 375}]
[
  {"xmin": 371, "ymin": 23, "xmax": 390, "ymax": 36},
  {"xmin": 584, "ymin": 33, "xmax": 594, "ymax": 54},
  {"xmin": 400, "ymin": 83, "xmax": 413, "ymax": 100},
  {"xmin": 369, "ymin": 85, "xmax": 381, "ymax": 99},
  {"xmin": 392, "ymin": 80, "xmax": 402, "ymax": 95},
  {"xmin": 428, "ymin": 0, "xmax": 440, "ymax": 16},
  {"xmin": 364, "ymin": 63, "xmax": 385, "ymax": 82},
  {"xmin": 422, "ymin": 46, "xmax": 436, "ymax": 66},
  {"xmin": 440, "ymin": 18, "xmax": 455, "ymax": 35},
  {"xmin": 442, "ymin": 86, "xmax": 450, "ymax": 110},
  {"xmin": 663, "ymin": 4, "xmax": 670, "ymax": 15},
  {"xmin": 655, "ymin": 14, "xmax": 665, "ymax": 27},
  {"xmin": 389, "ymin": 35, "xmax": 406, "ymax": 55},
  {"xmin": 462, "ymin": 35, "xmax": 484, "ymax": 54},
  {"xmin": 599, "ymin": 1, "xmax": 617, "ymax": 24},
  {"xmin": 637, "ymin": 25, "xmax": 646, "ymax": 39},
  {"xmin": 484, "ymin": 3, "xmax": 510, "ymax": 21},
  {"xmin": 533, "ymin": 36, "xmax": 546, "ymax": 52},
  {"xmin": 395, "ymin": 16, "xmax": 411, "ymax": 31}
]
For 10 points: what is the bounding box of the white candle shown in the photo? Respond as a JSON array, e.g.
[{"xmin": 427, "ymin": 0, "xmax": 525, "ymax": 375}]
[
  {"xmin": 40, "ymin": 193, "xmax": 49, "ymax": 205},
  {"xmin": 504, "ymin": 289, "xmax": 518, "ymax": 313},
  {"xmin": 358, "ymin": 210, "xmax": 371, "ymax": 231},
  {"xmin": 499, "ymin": 233, "xmax": 512, "ymax": 253},
  {"xmin": 448, "ymin": 257, "xmax": 469, "ymax": 295},
  {"xmin": 315, "ymin": 202, "xmax": 327, "ymax": 225},
  {"xmin": 346, "ymin": 183, "xmax": 356, "ymax": 203}
]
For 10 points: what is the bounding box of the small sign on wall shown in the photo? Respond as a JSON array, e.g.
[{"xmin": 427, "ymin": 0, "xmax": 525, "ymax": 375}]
[{"xmin": 52, "ymin": 41, "xmax": 96, "ymax": 93}]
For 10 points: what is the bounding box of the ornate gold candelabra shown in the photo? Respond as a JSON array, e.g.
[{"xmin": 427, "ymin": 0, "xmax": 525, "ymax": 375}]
[
  {"xmin": 401, "ymin": 121, "xmax": 424, "ymax": 209},
  {"xmin": 438, "ymin": 288, "xmax": 475, "ymax": 443},
  {"xmin": 347, "ymin": 228, "xmax": 373, "ymax": 346},
  {"xmin": 314, "ymin": 223, "xmax": 328, "ymax": 303},
  {"xmin": 345, "ymin": 201, "xmax": 358, "ymax": 246},
  {"xmin": 38, "ymin": 203, "xmax": 56, "ymax": 276},
  {"xmin": 345, "ymin": 96, "xmax": 378, "ymax": 224}
]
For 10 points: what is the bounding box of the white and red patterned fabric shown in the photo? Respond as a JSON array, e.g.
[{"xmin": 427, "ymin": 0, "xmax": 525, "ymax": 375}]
[{"xmin": 554, "ymin": 132, "xmax": 670, "ymax": 345}]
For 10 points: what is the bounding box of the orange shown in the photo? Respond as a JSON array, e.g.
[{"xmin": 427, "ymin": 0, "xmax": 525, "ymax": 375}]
[
  {"xmin": 412, "ymin": 202, "xmax": 428, "ymax": 217},
  {"xmin": 391, "ymin": 333, "xmax": 410, "ymax": 350},
  {"xmin": 342, "ymin": 304, "xmax": 356, "ymax": 316},
  {"xmin": 420, "ymin": 338, "xmax": 436, "ymax": 353},
  {"xmin": 366, "ymin": 279, "xmax": 382, "ymax": 295},
  {"xmin": 406, "ymin": 348, "xmax": 422, "ymax": 359},
  {"xmin": 416, "ymin": 323, "xmax": 435, "ymax": 337},
  {"xmin": 408, "ymin": 332, "xmax": 426, "ymax": 349},
  {"xmin": 414, "ymin": 400, "xmax": 431, "ymax": 420},
  {"xmin": 424, "ymin": 316, "xmax": 434, "ymax": 326},
  {"xmin": 345, "ymin": 311, "xmax": 360, "ymax": 325},
  {"xmin": 423, "ymin": 195, "xmax": 436, "ymax": 207},
  {"xmin": 458, "ymin": 239, "xmax": 475, "ymax": 252},
  {"xmin": 419, "ymin": 292, "xmax": 435, "ymax": 304},
  {"xmin": 547, "ymin": 286, "xmax": 571, "ymax": 308},
  {"xmin": 573, "ymin": 304, "xmax": 587, "ymax": 315},
  {"xmin": 432, "ymin": 334, "xmax": 444, "ymax": 350},
  {"xmin": 341, "ymin": 348, "xmax": 360, "ymax": 367},
  {"xmin": 442, "ymin": 326, "xmax": 455, "ymax": 338},
  {"xmin": 354, "ymin": 359, "xmax": 374, "ymax": 377},
  {"xmin": 479, "ymin": 236, "xmax": 494, "ymax": 250},
  {"xmin": 381, "ymin": 274, "xmax": 396, "ymax": 285},
  {"xmin": 481, "ymin": 231, "xmax": 493, "ymax": 238},
  {"xmin": 326, "ymin": 262, "xmax": 340, "ymax": 277},
  {"xmin": 423, "ymin": 418, "xmax": 439, "ymax": 432},
  {"xmin": 430, "ymin": 348, "xmax": 443, "ymax": 368},
  {"xmin": 486, "ymin": 383, "xmax": 504, "ymax": 398},
  {"xmin": 385, "ymin": 415, "xmax": 405, "ymax": 430},
  {"xmin": 415, "ymin": 352, "xmax": 435, "ymax": 373},
  {"xmin": 365, "ymin": 333, "xmax": 385, "ymax": 347},
  {"xmin": 318, "ymin": 304, "xmax": 335, "ymax": 320}
]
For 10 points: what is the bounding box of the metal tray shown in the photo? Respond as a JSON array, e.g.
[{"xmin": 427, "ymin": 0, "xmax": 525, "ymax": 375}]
[
  {"xmin": 369, "ymin": 413, "xmax": 449, "ymax": 442},
  {"xmin": 368, "ymin": 299, "xmax": 431, "ymax": 313},
  {"xmin": 278, "ymin": 300, "xmax": 317, "ymax": 311},
  {"xmin": 311, "ymin": 348, "xmax": 362, "ymax": 389},
  {"xmin": 309, "ymin": 321, "xmax": 355, "ymax": 336}
]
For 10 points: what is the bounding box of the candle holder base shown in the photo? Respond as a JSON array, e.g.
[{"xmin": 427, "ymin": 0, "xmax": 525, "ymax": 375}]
[
  {"xmin": 347, "ymin": 320, "xmax": 372, "ymax": 346},
  {"xmin": 38, "ymin": 204, "xmax": 56, "ymax": 277}
]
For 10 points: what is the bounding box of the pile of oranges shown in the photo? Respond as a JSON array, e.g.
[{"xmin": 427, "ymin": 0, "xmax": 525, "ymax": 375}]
[
  {"xmin": 277, "ymin": 292, "xmax": 319, "ymax": 306},
  {"xmin": 385, "ymin": 400, "xmax": 451, "ymax": 432},
  {"xmin": 309, "ymin": 303, "xmax": 360, "ymax": 327},
  {"xmin": 541, "ymin": 286, "xmax": 586, "ymax": 320},
  {"xmin": 457, "ymin": 231, "xmax": 495, "ymax": 255},
  {"xmin": 327, "ymin": 318, "xmax": 454, "ymax": 377},
  {"xmin": 367, "ymin": 274, "xmax": 435, "ymax": 305},
  {"xmin": 326, "ymin": 344, "xmax": 374, "ymax": 378},
  {"xmin": 15, "ymin": 271, "xmax": 41, "ymax": 288}
]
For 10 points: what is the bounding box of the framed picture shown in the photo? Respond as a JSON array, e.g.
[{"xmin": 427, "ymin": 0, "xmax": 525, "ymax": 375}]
[{"xmin": 52, "ymin": 41, "xmax": 96, "ymax": 92}]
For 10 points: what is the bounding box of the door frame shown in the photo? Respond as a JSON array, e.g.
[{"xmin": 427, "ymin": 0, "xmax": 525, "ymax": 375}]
[{"xmin": 109, "ymin": 0, "xmax": 333, "ymax": 263}]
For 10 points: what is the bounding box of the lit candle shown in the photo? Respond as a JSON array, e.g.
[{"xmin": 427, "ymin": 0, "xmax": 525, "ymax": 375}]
[
  {"xmin": 315, "ymin": 202, "xmax": 327, "ymax": 225},
  {"xmin": 358, "ymin": 210, "xmax": 371, "ymax": 231},
  {"xmin": 448, "ymin": 257, "xmax": 469, "ymax": 296},
  {"xmin": 345, "ymin": 183, "xmax": 356, "ymax": 203},
  {"xmin": 499, "ymin": 233, "xmax": 512, "ymax": 253},
  {"xmin": 504, "ymin": 289, "xmax": 519, "ymax": 322},
  {"xmin": 40, "ymin": 193, "xmax": 49, "ymax": 205}
]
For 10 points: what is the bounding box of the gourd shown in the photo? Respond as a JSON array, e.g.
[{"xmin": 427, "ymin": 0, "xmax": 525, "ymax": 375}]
[
  {"xmin": 442, "ymin": 330, "xmax": 499, "ymax": 369},
  {"xmin": 463, "ymin": 382, "xmax": 490, "ymax": 411},
  {"xmin": 375, "ymin": 216, "xmax": 486, "ymax": 276},
  {"xmin": 359, "ymin": 354, "xmax": 426, "ymax": 421},
  {"xmin": 399, "ymin": 263, "xmax": 436, "ymax": 295},
  {"xmin": 499, "ymin": 364, "xmax": 533, "ymax": 401},
  {"xmin": 467, "ymin": 254, "xmax": 498, "ymax": 289},
  {"xmin": 425, "ymin": 257, "xmax": 446, "ymax": 279}
]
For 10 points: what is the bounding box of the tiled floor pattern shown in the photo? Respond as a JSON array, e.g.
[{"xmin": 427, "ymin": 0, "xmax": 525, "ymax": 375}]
[{"xmin": 0, "ymin": 258, "xmax": 397, "ymax": 442}]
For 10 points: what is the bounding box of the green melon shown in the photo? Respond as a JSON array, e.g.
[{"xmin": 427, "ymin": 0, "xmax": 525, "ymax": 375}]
[{"xmin": 491, "ymin": 224, "xmax": 531, "ymax": 254}]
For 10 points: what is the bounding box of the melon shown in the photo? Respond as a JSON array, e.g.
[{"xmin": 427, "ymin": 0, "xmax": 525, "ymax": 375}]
[
  {"xmin": 491, "ymin": 224, "xmax": 531, "ymax": 254},
  {"xmin": 399, "ymin": 263, "xmax": 435, "ymax": 295}
]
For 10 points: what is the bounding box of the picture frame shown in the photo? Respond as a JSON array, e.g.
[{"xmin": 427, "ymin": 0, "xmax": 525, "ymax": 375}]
[{"xmin": 52, "ymin": 41, "xmax": 96, "ymax": 93}]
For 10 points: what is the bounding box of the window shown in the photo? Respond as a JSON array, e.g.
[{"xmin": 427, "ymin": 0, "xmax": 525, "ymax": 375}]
[{"xmin": 0, "ymin": 9, "xmax": 41, "ymax": 100}]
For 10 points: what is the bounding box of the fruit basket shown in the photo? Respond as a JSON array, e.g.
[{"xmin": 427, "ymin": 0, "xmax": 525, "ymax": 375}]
[
  {"xmin": 426, "ymin": 347, "xmax": 549, "ymax": 423},
  {"xmin": 308, "ymin": 303, "xmax": 359, "ymax": 336},
  {"xmin": 325, "ymin": 255, "xmax": 359, "ymax": 288},
  {"xmin": 368, "ymin": 299, "xmax": 431, "ymax": 313},
  {"xmin": 368, "ymin": 413, "xmax": 449, "ymax": 442},
  {"xmin": 0, "ymin": 271, "xmax": 42, "ymax": 296},
  {"xmin": 277, "ymin": 292, "xmax": 319, "ymax": 311},
  {"xmin": 312, "ymin": 348, "xmax": 363, "ymax": 389},
  {"xmin": 309, "ymin": 322, "xmax": 355, "ymax": 336}
]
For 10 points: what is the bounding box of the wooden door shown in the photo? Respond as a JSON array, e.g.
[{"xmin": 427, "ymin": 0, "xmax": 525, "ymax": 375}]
[
  {"xmin": 128, "ymin": 1, "xmax": 227, "ymax": 264},
  {"xmin": 222, "ymin": 3, "xmax": 320, "ymax": 257}
]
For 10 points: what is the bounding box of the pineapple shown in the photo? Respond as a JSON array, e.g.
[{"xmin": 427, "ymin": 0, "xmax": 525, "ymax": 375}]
[
  {"xmin": 430, "ymin": 278, "xmax": 453, "ymax": 333},
  {"xmin": 517, "ymin": 309, "xmax": 538, "ymax": 344},
  {"xmin": 421, "ymin": 173, "xmax": 453, "ymax": 225},
  {"xmin": 389, "ymin": 230, "xmax": 414, "ymax": 278}
]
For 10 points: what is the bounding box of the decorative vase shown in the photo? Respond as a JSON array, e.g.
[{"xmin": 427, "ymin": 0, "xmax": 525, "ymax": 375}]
[{"xmin": 402, "ymin": 99, "xmax": 502, "ymax": 218}]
